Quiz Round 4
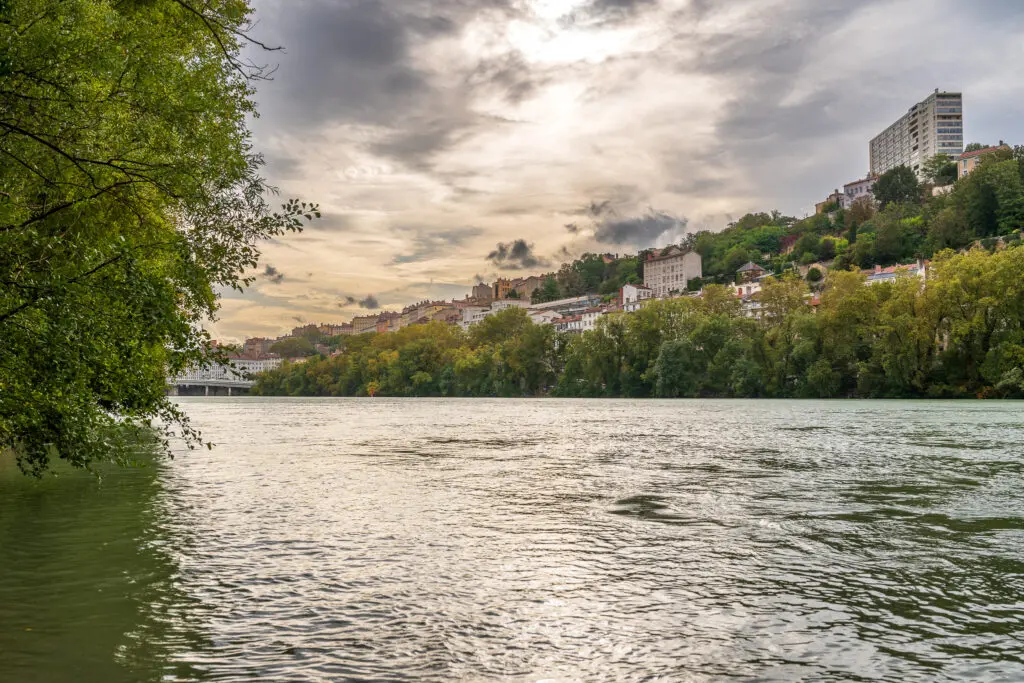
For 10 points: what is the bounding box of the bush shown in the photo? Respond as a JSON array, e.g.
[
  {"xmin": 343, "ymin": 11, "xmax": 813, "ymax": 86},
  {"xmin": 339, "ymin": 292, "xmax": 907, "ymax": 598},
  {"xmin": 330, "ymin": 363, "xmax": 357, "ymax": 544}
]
[{"xmin": 806, "ymin": 267, "xmax": 823, "ymax": 282}]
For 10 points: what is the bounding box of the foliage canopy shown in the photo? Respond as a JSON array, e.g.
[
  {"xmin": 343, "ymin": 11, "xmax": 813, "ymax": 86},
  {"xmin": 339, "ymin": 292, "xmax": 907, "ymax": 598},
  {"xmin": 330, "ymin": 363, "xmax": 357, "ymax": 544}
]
[{"xmin": 0, "ymin": 0, "xmax": 318, "ymax": 474}]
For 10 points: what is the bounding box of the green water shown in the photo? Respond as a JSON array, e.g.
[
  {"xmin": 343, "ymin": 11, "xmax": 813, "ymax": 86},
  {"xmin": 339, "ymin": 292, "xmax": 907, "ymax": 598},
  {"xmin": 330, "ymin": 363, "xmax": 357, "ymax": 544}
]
[{"xmin": 1, "ymin": 398, "xmax": 1023, "ymax": 681}]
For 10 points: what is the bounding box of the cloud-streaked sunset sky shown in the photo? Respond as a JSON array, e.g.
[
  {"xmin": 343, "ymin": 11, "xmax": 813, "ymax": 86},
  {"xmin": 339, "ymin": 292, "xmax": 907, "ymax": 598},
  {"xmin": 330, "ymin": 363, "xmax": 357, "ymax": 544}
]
[{"xmin": 210, "ymin": 0, "xmax": 1024, "ymax": 342}]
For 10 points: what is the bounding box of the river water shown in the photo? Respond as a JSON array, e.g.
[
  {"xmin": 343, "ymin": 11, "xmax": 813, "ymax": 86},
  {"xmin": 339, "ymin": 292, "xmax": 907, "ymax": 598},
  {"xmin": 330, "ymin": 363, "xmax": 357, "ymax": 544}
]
[{"xmin": 1, "ymin": 399, "xmax": 1023, "ymax": 681}]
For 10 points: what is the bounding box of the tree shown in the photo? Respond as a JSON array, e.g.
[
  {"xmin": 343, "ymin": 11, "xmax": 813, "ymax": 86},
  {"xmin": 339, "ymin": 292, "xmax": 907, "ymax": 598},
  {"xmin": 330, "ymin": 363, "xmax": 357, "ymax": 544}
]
[
  {"xmin": 816, "ymin": 238, "xmax": 837, "ymax": 261},
  {"xmin": 556, "ymin": 263, "xmax": 585, "ymax": 297},
  {"xmin": 270, "ymin": 338, "xmax": 317, "ymax": 359},
  {"xmin": 872, "ymin": 166, "xmax": 921, "ymax": 208},
  {"xmin": 506, "ymin": 289, "xmax": 520, "ymax": 299},
  {"xmin": 532, "ymin": 276, "xmax": 561, "ymax": 304},
  {"xmin": 0, "ymin": 0, "xmax": 319, "ymax": 474},
  {"xmin": 921, "ymin": 154, "xmax": 958, "ymax": 187},
  {"xmin": 806, "ymin": 267, "xmax": 823, "ymax": 283},
  {"xmin": 964, "ymin": 142, "xmax": 988, "ymax": 153}
]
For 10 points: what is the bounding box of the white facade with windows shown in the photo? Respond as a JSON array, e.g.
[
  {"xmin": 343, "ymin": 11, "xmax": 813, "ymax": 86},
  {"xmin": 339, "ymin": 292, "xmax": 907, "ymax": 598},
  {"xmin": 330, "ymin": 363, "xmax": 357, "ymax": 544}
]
[
  {"xmin": 175, "ymin": 356, "xmax": 282, "ymax": 383},
  {"xmin": 869, "ymin": 90, "xmax": 963, "ymax": 178},
  {"xmin": 620, "ymin": 283, "xmax": 653, "ymax": 312},
  {"xmin": 642, "ymin": 247, "xmax": 702, "ymax": 298}
]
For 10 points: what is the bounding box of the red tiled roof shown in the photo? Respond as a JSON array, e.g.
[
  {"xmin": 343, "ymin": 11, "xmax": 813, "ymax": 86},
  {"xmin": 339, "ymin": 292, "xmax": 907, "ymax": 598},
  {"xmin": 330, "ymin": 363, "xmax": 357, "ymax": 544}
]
[{"xmin": 959, "ymin": 145, "xmax": 1009, "ymax": 160}]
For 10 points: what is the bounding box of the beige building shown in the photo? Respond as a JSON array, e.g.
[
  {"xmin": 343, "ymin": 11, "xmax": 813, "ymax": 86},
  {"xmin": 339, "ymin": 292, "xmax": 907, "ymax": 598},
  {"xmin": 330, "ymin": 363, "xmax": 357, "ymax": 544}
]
[
  {"xmin": 643, "ymin": 246, "xmax": 702, "ymax": 297},
  {"xmin": 958, "ymin": 144, "xmax": 1011, "ymax": 178},
  {"xmin": 492, "ymin": 278, "xmax": 514, "ymax": 300},
  {"xmin": 870, "ymin": 89, "xmax": 963, "ymax": 178},
  {"xmin": 351, "ymin": 314, "xmax": 378, "ymax": 334},
  {"xmin": 471, "ymin": 282, "xmax": 493, "ymax": 302},
  {"xmin": 510, "ymin": 275, "xmax": 545, "ymax": 300}
]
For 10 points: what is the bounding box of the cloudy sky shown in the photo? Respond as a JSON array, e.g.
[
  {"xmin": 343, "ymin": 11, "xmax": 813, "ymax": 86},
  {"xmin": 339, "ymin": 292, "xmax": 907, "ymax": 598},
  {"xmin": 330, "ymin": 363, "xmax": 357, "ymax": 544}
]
[{"xmin": 211, "ymin": 0, "xmax": 1024, "ymax": 341}]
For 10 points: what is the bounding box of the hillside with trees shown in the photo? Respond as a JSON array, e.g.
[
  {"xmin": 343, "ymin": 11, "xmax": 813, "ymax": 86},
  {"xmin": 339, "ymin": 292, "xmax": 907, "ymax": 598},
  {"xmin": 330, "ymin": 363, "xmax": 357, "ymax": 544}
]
[
  {"xmin": 686, "ymin": 145, "xmax": 1024, "ymax": 286},
  {"xmin": 255, "ymin": 242, "xmax": 1024, "ymax": 400}
]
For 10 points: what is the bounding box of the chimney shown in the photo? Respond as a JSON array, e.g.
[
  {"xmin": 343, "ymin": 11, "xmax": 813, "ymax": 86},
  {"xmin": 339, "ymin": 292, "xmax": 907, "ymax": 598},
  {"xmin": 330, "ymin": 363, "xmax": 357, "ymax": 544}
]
[{"xmin": 874, "ymin": 265, "xmax": 882, "ymax": 274}]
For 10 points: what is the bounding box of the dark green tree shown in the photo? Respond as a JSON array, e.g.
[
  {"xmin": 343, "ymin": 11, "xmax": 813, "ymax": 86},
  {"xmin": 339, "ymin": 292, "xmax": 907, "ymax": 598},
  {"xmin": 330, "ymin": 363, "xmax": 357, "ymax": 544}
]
[
  {"xmin": 0, "ymin": 0, "xmax": 319, "ymax": 474},
  {"xmin": 921, "ymin": 154, "xmax": 958, "ymax": 186},
  {"xmin": 872, "ymin": 166, "xmax": 921, "ymax": 208},
  {"xmin": 270, "ymin": 338, "xmax": 317, "ymax": 359},
  {"xmin": 532, "ymin": 276, "xmax": 561, "ymax": 303}
]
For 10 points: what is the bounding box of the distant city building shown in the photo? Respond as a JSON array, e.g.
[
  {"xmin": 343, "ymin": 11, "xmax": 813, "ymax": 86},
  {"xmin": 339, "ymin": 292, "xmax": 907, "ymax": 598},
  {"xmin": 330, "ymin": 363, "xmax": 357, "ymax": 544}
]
[
  {"xmin": 864, "ymin": 260, "xmax": 928, "ymax": 285},
  {"xmin": 490, "ymin": 299, "xmax": 530, "ymax": 314},
  {"xmin": 242, "ymin": 337, "xmax": 274, "ymax": 357},
  {"xmin": 510, "ymin": 275, "xmax": 546, "ymax": 300},
  {"xmin": 815, "ymin": 190, "xmax": 844, "ymax": 214},
  {"xmin": 869, "ymin": 89, "xmax": 963, "ymax": 178},
  {"xmin": 351, "ymin": 314, "xmax": 378, "ymax": 334},
  {"xmin": 619, "ymin": 283, "xmax": 653, "ymax": 312},
  {"xmin": 736, "ymin": 262, "xmax": 767, "ymax": 284},
  {"xmin": 643, "ymin": 246, "xmax": 702, "ymax": 298},
  {"xmin": 958, "ymin": 144, "xmax": 1011, "ymax": 178},
  {"xmin": 492, "ymin": 278, "xmax": 514, "ymax": 300},
  {"xmin": 460, "ymin": 305, "xmax": 490, "ymax": 329},
  {"xmin": 471, "ymin": 282, "xmax": 493, "ymax": 302},
  {"xmin": 175, "ymin": 355, "xmax": 282, "ymax": 384},
  {"xmin": 843, "ymin": 175, "xmax": 878, "ymax": 207},
  {"xmin": 527, "ymin": 294, "xmax": 602, "ymax": 317}
]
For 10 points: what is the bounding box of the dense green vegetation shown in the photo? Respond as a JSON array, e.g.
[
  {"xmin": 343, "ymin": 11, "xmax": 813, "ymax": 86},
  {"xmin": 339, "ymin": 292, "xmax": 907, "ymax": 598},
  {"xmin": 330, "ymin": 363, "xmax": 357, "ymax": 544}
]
[
  {"xmin": 532, "ymin": 253, "xmax": 641, "ymax": 303},
  {"xmin": 255, "ymin": 244, "xmax": 1024, "ymax": 400},
  {"xmin": 687, "ymin": 148, "xmax": 1024, "ymax": 284},
  {"xmin": 0, "ymin": 0, "xmax": 317, "ymax": 474}
]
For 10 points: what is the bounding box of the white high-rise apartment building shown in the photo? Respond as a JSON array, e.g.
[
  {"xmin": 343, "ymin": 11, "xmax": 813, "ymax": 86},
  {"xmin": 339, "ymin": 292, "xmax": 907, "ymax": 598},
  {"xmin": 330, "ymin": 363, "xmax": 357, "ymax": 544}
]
[{"xmin": 869, "ymin": 89, "xmax": 963, "ymax": 178}]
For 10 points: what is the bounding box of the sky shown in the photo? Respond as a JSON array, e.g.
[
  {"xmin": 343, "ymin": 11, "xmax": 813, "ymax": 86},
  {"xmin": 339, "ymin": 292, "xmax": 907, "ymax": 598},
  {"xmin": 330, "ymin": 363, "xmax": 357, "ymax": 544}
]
[{"xmin": 209, "ymin": 0, "xmax": 1024, "ymax": 342}]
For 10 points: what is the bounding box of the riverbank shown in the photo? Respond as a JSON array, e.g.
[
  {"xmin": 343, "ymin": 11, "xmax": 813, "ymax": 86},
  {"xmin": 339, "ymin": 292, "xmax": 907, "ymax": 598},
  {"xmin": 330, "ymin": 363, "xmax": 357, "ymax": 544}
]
[{"xmin": 254, "ymin": 246, "xmax": 1024, "ymax": 401}]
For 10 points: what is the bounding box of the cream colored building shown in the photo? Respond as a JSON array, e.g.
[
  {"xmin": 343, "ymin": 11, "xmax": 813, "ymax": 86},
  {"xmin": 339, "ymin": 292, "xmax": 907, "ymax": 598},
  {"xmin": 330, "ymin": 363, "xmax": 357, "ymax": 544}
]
[
  {"xmin": 351, "ymin": 315, "xmax": 378, "ymax": 334},
  {"xmin": 643, "ymin": 246, "xmax": 702, "ymax": 298},
  {"xmin": 870, "ymin": 89, "xmax": 963, "ymax": 178}
]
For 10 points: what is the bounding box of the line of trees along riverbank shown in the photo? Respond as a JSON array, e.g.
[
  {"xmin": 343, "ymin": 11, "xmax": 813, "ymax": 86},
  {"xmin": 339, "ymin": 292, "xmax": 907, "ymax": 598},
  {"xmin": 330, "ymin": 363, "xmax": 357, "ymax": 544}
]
[{"xmin": 254, "ymin": 246, "xmax": 1024, "ymax": 400}]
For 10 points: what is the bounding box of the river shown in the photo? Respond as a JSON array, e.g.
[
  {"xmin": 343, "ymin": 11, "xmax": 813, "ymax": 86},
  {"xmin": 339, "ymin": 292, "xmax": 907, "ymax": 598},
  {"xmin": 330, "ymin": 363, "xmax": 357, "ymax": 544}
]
[{"xmin": 1, "ymin": 398, "xmax": 1023, "ymax": 681}]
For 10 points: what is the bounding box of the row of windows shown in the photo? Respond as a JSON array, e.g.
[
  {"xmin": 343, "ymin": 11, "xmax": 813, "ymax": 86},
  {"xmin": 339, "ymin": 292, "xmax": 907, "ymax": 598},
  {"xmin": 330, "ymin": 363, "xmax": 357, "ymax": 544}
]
[
  {"xmin": 937, "ymin": 134, "xmax": 963, "ymax": 141},
  {"xmin": 936, "ymin": 107, "xmax": 962, "ymax": 113},
  {"xmin": 937, "ymin": 128, "xmax": 962, "ymax": 134}
]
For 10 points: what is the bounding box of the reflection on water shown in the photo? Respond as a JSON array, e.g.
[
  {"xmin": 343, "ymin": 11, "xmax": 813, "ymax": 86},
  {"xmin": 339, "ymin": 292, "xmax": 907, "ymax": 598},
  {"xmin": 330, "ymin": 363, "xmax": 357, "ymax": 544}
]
[{"xmin": 2, "ymin": 398, "xmax": 1023, "ymax": 681}]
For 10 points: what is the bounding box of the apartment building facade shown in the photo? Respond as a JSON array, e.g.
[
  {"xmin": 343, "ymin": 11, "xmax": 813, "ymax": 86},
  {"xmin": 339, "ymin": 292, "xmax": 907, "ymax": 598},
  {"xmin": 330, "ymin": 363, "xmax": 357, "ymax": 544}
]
[
  {"xmin": 642, "ymin": 246, "xmax": 702, "ymax": 298},
  {"xmin": 869, "ymin": 89, "xmax": 963, "ymax": 178}
]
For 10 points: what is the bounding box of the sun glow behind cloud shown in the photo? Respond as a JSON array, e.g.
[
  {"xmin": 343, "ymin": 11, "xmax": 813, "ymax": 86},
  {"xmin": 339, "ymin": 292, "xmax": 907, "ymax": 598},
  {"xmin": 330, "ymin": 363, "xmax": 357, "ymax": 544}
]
[{"xmin": 209, "ymin": 0, "xmax": 1024, "ymax": 343}]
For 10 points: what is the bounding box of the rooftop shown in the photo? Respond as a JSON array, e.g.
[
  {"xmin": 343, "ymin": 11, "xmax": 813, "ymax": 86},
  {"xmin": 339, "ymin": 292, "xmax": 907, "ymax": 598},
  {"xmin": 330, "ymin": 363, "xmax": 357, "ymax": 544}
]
[{"xmin": 959, "ymin": 145, "xmax": 1010, "ymax": 160}]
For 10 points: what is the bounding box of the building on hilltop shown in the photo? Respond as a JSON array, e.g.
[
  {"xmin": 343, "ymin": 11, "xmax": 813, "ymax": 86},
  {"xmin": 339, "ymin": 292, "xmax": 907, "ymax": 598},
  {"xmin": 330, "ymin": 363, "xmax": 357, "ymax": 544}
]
[
  {"xmin": 619, "ymin": 283, "xmax": 653, "ymax": 312},
  {"xmin": 958, "ymin": 144, "xmax": 1011, "ymax": 178},
  {"xmin": 472, "ymin": 282, "xmax": 493, "ymax": 303},
  {"xmin": 242, "ymin": 337, "xmax": 274, "ymax": 357},
  {"xmin": 843, "ymin": 175, "xmax": 878, "ymax": 207},
  {"xmin": 870, "ymin": 89, "xmax": 963, "ymax": 178},
  {"xmin": 351, "ymin": 314, "xmax": 378, "ymax": 334},
  {"xmin": 510, "ymin": 275, "xmax": 545, "ymax": 300},
  {"xmin": 736, "ymin": 262, "xmax": 767, "ymax": 284},
  {"xmin": 815, "ymin": 190, "xmax": 845, "ymax": 214},
  {"xmin": 291, "ymin": 323, "xmax": 319, "ymax": 338},
  {"xmin": 492, "ymin": 278, "xmax": 514, "ymax": 300},
  {"xmin": 864, "ymin": 260, "xmax": 928, "ymax": 285},
  {"xmin": 643, "ymin": 246, "xmax": 702, "ymax": 298}
]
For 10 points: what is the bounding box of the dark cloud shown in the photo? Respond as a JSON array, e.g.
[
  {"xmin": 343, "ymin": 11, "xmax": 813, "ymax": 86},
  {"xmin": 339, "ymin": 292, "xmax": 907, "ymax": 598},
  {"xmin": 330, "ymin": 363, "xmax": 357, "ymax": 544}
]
[
  {"xmin": 252, "ymin": 0, "xmax": 529, "ymax": 170},
  {"xmin": 340, "ymin": 296, "xmax": 358, "ymax": 307},
  {"xmin": 564, "ymin": 222, "xmax": 580, "ymax": 234},
  {"xmin": 358, "ymin": 295, "xmax": 381, "ymax": 309},
  {"xmin": 263, "ymin": 265, "xmax": 285, "ymax": 284},
  {"xmin": 486, "ymin": 239, "xmax": 550, "ymax": 270},
  {"xmin": 393, "ymin": 226, "xmax": 483, "ymax": 264},
  {"xmin": 594, "ymin": 209, "xmax": 689, "ymax": 247}
]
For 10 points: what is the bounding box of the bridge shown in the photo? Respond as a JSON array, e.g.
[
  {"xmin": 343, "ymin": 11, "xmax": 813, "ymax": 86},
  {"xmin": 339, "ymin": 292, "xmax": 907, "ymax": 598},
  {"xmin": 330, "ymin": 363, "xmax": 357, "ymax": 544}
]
[{"xmin": 168, "ymin": 377, "xmax": 255, "ymax": 397}]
